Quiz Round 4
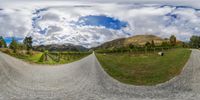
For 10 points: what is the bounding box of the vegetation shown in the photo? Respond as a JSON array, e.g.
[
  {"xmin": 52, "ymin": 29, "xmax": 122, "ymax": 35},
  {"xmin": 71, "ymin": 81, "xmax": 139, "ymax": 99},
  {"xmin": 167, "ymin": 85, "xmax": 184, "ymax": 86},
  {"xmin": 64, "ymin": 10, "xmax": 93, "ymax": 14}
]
[
  {"xmin": 0, "ymin": 36, "xmax": 91, "ymax": 65},
  {"xmin": 23, "ymin": 36, "xmax": 33, "ymax": 54},
  {"xmin": 0, "ymin": 48, "xmax": 91, "ymax": 65},
  {"xmin": 37, "ymin": 51, "xmax": 91, "ymax": 64},
  {"xmin": 9, "ymin": 37, "xmax": 18, "ymax": 53},
  {"xmin": 95, "ymin": 46, "xmax": 173, "ymax": 54},
  {"xmin": 170, "ymin": 35, "xmax": 176, "ymax": 46},
  {"xmin": 161, "ymin": 41, "xmax": 171, "ymax": 47},
  {"xmin": 0, "ymin": 36, "xmax": 7, "ymax": 48},
  {"xmin": 0, "ymin": 48, "xmax": 41, "ymax": 62},
  {"xmin": 95, "ymin": 35, "xmax": 166, "ymax": 50},
  {"xmin": 95, "ymin": 35, "xmax": 182, "ymax": 54},
  {"xmin": 151, "ymin": 40, "xmax": 155, "ymax": 47},
  {"xmin": 96, "ymin": 48, "xmax": 191, "ymax": 85},
  {"xmin": 26, "ymin": 51, "xmax": 91, "ymax": 65},
  {"xmin": 189, "ymin": 35, "xmax": 200, "ymax": 48}
]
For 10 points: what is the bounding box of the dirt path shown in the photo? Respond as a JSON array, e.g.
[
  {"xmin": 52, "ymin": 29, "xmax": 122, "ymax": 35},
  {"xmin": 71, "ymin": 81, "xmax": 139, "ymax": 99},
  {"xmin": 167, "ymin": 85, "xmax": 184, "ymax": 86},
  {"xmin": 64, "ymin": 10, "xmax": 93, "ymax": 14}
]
[{"xmin": 0, "ymin": 49, "xmax": 199, "ymax": 100}]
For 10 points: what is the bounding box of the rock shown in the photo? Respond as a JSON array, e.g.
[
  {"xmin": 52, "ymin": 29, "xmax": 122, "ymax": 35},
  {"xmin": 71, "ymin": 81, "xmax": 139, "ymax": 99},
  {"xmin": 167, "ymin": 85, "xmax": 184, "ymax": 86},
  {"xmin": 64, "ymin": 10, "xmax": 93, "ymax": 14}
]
[{"xmin": 158, "ymin": 52, "xmax": 164, "ymax": 56}]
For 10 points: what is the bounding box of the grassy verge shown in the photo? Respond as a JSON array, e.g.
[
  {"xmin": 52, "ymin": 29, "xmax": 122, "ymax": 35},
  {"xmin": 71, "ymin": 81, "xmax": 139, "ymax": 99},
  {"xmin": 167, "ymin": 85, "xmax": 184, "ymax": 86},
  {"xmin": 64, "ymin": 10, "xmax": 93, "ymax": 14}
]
[
  {"xmin": 96, "ymin": 48, "xmax": 191, "ymax": 85},
  {"xmin": 0, "ymin": 48, "xmax": 90, "ymax": 65}
]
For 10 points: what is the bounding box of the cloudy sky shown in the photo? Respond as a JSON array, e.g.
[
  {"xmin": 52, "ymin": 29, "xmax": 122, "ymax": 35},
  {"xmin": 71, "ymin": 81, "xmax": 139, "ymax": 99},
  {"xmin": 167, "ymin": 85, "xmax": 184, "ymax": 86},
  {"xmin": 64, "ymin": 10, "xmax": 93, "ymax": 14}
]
[{"xmin": 0, "ymin": 0, "xmax": 200, "ymax": 47}]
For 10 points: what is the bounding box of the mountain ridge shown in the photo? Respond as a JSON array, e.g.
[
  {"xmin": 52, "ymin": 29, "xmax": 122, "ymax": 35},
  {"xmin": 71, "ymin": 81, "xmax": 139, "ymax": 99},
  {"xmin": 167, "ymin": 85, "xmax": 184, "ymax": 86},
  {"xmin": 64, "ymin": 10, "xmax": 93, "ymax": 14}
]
[
  {"xmin": 33, "ymin": 43, "xmax": 88, "ymax": 52},
  {"xmin": 93, "ymin": 34, "xmax": 179, "ymax": 49}
]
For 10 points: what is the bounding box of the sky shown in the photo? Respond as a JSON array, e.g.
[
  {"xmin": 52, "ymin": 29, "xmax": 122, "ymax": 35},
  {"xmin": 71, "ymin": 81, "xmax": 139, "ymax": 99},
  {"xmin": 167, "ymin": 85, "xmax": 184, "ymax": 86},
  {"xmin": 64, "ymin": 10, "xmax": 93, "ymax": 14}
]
[{"xmin": 0, "ymin": 0, "xmax": 200, "ymax": 47}]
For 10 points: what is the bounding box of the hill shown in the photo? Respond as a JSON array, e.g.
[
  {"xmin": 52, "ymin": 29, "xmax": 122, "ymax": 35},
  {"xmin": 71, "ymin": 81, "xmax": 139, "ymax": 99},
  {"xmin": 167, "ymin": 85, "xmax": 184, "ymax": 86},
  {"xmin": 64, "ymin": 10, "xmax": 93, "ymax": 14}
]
[
  {"xmin": 33, "ymin": 43, "xmax": 88, "ymax": 52},
  {"xmin": 94, "ymin": 35, "xmax": 169, "ymax": 49}
]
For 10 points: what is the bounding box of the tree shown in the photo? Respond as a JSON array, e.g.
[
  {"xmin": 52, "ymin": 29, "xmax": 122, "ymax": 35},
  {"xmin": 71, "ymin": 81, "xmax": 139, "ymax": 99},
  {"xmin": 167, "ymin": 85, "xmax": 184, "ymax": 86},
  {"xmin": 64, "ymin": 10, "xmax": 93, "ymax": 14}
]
[
  {"xmin": 151, "ymin": 40, "xmax": 155, "ymax": 47},
  {"xmin": 189, "ymin": 35, "xmax": 200, "ymax": 48},
  {"xmin": 145, "ymin": 41, "xmax": 151, "ymax": 48},
  {"xmin": 0, "ymin": 36, "xmax": 7, "ymax": 48},
  {"xmin": 129, "ymin": 43, "xmax": 135, "ymax": 49},
  {"xmin": 182, "ymin": 42, "xmax": 188, "ymax": 48},
  {"xmin": 9, "ymin": 37, "xmax": 18, "ymax": 53},
  {"xmin": 170, "ymin": 35, "xmax": 176, "ymax": 46},
  {"xmin": 23, "ymin": 36, "xmax": 33, "ymax": 54},
  {"xmin": 0, "ymin": 40, "xmax": 2, "ymax": 48},
  {"xmin": 128, "ymin": 43, "xmax": 135, "ymax": 53},
  {"xmin": 18, "ymin": 43, "xmax": 26, "ymax": 50},
  {"xmin": 161, "ymin": 41, "xmax": 170, "ymax": 47}
]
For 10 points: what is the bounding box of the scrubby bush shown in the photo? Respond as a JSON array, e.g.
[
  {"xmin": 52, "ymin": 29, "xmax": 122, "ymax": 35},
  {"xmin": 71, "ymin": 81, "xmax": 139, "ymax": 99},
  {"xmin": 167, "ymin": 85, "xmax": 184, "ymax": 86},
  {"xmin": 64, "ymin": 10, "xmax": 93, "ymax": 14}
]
[
  {"xmin": 9, "ymin": 37, "xmax": 18, "ymax": 53},
  {"xmin": 0, "ymin": 48, "xmax": 12, "ymax": 55}
]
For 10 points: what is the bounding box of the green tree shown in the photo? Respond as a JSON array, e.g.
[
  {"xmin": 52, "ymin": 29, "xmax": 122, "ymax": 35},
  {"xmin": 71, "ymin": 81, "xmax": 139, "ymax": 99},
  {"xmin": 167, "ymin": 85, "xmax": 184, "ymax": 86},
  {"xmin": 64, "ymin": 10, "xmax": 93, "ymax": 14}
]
[
  {"xmin": 151, "ymin": 40, "xmax": 155, "ymax": 47},
  {"xmin": 170, "ymin": 35, "xmax": 176, "ymax": 46},
  {"xmin": 128, "ymin": 43, "xmax": 135, "ymax": 52},
  {"xmin": 0, "ymin": 40, "xmax": 2, "ymax": 48},
  {"xmin": 189, "ymin": 36, "xmax": 200, "ymax": 48},
  {"xmin": 182, "ymin": 42, "xmax": 188, "ymax": 48},
  {"xmin": 9, "ymin": 37, "xmax": 18, "ymax": 53},
  {"xmin": 0, "ymin": 36, "xmax": 7, "ymax": 48},
  {"xmin": 161, "ymin": 41, "xmax": 170, "ymax": 47},
  {"xmin": 23, "ymin": 36, "xmax": 33, "ymax": 54},
  {"xmin": 145, "ymin": 41, "xmax": 151, "ymax": 48},
  {"xmin": 18, "ymin": 43, "xmax": 26, "ymax": 50},
  {"xmin": 129, "ymin": 43, "xmax": 135, "ymax": 49}
]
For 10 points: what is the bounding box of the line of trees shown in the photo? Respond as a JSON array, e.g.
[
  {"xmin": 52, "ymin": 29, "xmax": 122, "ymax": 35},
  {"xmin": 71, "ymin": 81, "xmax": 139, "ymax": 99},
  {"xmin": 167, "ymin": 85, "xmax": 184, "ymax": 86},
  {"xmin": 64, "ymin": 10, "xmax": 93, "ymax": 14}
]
[{"xmin": 0, "ymin": 36, "xmax": 33, "ymax": 54}]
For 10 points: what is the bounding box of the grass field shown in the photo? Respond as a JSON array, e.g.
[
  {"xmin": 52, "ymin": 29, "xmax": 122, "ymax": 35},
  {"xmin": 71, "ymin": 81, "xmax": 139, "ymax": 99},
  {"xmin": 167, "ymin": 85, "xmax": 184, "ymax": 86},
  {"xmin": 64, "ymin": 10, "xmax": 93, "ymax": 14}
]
[{"xmin": 96, "ymin": 48, "xmax": 191, "ymax": 85}]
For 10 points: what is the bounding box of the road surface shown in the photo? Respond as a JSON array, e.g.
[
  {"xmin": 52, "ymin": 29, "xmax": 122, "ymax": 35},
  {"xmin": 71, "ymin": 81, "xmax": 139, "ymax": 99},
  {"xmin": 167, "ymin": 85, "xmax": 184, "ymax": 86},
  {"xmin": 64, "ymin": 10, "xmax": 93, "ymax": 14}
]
[{"xmin": 0, "ymin": 49, "xmax": 199, "ymax": 100}]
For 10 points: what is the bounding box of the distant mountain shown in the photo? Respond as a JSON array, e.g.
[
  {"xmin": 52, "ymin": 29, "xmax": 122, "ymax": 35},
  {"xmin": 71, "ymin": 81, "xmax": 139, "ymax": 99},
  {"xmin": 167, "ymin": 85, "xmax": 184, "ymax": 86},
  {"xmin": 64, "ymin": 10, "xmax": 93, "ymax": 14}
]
[
  {"xmin": 94, "ymin": 34, "xmax": 174, "ymax": 49},
  {"xmin": 33, "ymin": 43, "xmax": 88, "ymax": 52}
]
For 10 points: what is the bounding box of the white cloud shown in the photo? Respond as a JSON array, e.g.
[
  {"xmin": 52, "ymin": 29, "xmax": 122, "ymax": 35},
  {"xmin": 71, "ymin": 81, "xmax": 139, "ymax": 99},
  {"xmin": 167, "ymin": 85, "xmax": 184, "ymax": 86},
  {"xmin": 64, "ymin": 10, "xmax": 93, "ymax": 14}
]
[
  {"xmin": 0, "ymin": 2, "xmax": 200, "ymax": 47},
  {"xmin": 0, "ymin": 8, "xmax": 32, "ymax": 38}
]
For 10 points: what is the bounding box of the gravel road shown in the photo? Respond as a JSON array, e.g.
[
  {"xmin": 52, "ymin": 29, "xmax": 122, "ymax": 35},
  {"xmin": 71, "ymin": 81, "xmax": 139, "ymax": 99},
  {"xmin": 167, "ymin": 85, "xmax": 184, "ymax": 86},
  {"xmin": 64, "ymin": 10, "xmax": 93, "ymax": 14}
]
[{"xmin": 0, "ymin": 49, "xmax": 199, "ymax": 100}]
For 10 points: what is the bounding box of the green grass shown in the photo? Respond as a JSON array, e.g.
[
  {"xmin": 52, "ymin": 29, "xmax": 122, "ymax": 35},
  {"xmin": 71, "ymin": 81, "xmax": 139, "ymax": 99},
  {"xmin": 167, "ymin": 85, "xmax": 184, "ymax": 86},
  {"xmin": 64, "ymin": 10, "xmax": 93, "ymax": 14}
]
[
  {"xmin": 11, "ymin": 52, "xmax": 44, "ymax": 64},
  {"xmin": 26, "ymin": 53, "xmax": 43, "ymax": 62},
  {"xmin": 96, "ymin": 48, "xmax": 191, "ymax": 85},
  {"xmin": 23, "ymin": 52, "xmax": 90, "ymax": 65},
  {"xmin": 37, "ymin": 54, "xmax": 90, "ymax": 65},
  {"xmin": 0, "ymin": 48, "xmax": 91, "ymax": 65}
]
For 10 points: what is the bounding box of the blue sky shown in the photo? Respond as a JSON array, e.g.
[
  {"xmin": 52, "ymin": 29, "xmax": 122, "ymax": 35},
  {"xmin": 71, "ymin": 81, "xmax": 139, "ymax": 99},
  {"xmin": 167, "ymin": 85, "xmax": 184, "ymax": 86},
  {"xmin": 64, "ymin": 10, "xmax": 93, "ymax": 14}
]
[
  {"xmin": 76, "ymin": 15, "xmax": 128, "ymax": 30},
  {"xmin": 0, "ymin": 1, "xmax": 200, "ymax": 47},
  {"xmin": 4, "ymin": 37, "xmax": 23, "ymax": 44}
]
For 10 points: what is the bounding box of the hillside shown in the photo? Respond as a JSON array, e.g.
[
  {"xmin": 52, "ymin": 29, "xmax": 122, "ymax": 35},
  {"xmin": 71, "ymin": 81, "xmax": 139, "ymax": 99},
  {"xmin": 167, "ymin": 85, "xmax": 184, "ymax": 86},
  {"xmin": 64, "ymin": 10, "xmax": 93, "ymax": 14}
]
[
  {"xmin": 33, "ymin": 43, "xmax": 88, "ymax": 52},
  {"xmin": 94, "ymin": 35, "xmax": 167, "ymax": 49}
]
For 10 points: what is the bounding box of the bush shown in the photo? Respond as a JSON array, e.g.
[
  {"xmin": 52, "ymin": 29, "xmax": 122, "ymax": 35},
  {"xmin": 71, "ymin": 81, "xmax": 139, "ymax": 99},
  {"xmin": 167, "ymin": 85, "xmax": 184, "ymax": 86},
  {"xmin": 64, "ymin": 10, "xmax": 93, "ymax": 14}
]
[{"xmin": 0, "ymin": 48, "xmax": 12, "ymax": 55}]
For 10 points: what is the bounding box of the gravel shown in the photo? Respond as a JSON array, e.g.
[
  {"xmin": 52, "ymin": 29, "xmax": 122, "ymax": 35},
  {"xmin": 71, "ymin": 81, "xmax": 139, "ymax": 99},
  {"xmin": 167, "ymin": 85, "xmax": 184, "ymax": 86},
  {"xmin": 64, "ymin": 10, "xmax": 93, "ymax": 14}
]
[{"xmin": 0, "ymin": 49, "xmax": 199, "ymax": 100}]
